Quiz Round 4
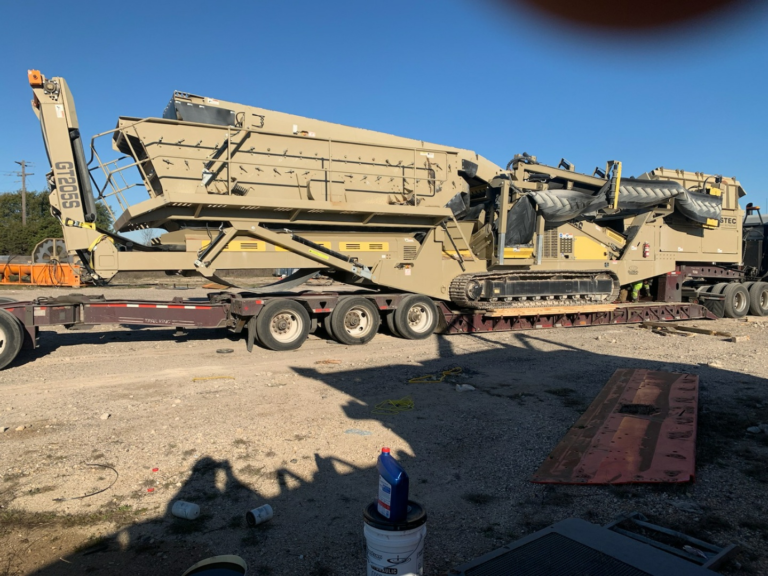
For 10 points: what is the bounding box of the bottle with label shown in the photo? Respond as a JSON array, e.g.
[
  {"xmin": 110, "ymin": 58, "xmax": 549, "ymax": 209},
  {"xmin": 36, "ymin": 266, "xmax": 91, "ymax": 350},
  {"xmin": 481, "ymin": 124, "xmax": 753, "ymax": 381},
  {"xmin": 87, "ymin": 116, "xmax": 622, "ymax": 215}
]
[{"xmin": 376, "ymin": 447, "xmax": 409, "ymax": 522}]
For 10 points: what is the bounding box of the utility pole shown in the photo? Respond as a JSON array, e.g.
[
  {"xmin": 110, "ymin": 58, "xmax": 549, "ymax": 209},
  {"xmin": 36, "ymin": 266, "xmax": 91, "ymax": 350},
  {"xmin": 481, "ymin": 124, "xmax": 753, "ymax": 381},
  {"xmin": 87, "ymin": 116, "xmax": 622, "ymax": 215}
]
[{"xmin": 13, "ymin": 160, "xmax": 34, "ymax": 226}]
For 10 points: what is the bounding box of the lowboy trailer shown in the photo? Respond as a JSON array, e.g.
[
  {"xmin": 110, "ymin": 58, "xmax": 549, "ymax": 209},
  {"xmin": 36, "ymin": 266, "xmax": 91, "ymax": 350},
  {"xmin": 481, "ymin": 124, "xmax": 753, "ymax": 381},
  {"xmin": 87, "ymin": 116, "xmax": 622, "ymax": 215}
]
[{"xmin": 0, "ymin": 291, "xmax": 717, "ymax": 371}]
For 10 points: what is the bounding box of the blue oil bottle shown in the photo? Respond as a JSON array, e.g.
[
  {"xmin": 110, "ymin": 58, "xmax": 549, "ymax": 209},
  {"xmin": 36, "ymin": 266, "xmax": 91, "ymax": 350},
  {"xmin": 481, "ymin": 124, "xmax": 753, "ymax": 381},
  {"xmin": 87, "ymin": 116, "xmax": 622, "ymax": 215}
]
[{"xmin": 376, "ymin": 447, "xmax": 409, "ymax": 522}]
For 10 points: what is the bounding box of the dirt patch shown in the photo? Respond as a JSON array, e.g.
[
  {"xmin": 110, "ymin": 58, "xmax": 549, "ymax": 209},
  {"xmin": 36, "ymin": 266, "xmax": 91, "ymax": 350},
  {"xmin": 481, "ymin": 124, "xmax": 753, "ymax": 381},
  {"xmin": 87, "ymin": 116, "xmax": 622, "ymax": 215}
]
[{"xmin": 1, "ymin": 286, "xmax": 767, "ymax": 574}]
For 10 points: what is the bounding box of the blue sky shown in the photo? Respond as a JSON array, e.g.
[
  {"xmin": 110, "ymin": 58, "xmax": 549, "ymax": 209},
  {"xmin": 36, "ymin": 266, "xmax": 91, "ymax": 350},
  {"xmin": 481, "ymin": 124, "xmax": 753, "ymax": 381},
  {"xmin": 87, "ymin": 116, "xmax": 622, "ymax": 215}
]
[{"xmin": 2, "ymin": 0, "xmax": 767, "ymax": 211}]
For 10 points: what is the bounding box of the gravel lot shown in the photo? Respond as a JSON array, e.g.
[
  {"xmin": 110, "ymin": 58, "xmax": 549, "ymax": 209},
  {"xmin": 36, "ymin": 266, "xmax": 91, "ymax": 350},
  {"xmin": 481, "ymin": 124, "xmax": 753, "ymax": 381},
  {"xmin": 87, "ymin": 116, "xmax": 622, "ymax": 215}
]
[{"xmin": 1, "ymin": 284, "xmax": 767, "ymax": 575}]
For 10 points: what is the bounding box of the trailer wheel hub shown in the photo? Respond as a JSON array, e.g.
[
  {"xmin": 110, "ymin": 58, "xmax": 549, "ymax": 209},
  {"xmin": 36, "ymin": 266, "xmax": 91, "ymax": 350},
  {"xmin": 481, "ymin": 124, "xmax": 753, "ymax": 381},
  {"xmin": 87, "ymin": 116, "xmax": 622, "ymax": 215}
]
[
  {"xmin": 344, "ymin": 313, "xmax": 361, "ymax": 329},
  {"xmin": 343, "ymin": 306, "xmax": 371, "ymax": 335},
  {"xmin": 407, "ymin": 304, "xmax": 432, "ymax": 333},
  {"xmin": 271, "ymin": 312, "xmax": 301, "ymax": 342}
]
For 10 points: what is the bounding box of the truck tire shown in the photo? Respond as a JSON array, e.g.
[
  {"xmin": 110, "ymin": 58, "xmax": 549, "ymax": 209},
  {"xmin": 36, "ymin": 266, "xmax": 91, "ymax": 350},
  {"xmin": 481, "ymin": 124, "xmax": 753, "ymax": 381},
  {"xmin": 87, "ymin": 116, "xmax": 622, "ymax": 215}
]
[
  {"xmin": 329, "ymin": 297, "xmax": 380, "ymax": 345},
  {"xmin": 255, "ymin": 299, "xmax": 310, "ymax": 351},
  {"xmin": 0, "ymin": 310, "xmax": 23, "ymax": 371},
  {"xmin": 393, "ymin": 295, "xmax": 438, "ymax": 340},
  {"xmin": 709, "ymin": 282, "xmax": 729, "ymax": 295},
  {"xmin": 748, "ymin": 282, "xmax": 768, "ymax": 316},
  {"xmin": 722, "ymin": 283, "xmax": 749, "ymax": 318}
]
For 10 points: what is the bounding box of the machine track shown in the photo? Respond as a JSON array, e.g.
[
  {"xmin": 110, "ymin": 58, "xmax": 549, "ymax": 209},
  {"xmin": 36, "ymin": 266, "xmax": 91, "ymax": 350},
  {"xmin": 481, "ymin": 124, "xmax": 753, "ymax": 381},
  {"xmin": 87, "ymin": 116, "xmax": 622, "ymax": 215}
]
[{"xmin": 449, "ymin": 270, "xmax": 621, "ymax": 310}]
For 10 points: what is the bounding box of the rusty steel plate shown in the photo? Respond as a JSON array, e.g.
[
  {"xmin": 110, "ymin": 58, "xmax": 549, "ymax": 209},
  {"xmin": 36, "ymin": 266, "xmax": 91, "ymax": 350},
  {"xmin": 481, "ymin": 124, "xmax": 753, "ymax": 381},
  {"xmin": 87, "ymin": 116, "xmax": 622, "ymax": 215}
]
[{"xmin": 532, "ymin": 369, "xmax": 698, "ymax": 484}]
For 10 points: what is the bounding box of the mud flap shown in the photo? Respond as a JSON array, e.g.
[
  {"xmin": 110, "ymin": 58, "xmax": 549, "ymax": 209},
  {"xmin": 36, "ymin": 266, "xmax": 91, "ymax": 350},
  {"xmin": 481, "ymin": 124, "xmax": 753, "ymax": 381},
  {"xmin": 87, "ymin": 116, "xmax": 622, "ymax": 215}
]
[
  {"xmin": 701, "ymin": 297, "xmax": 725, "ymax": 318},
  {"xmin": 246, "ymin": 316, "xmax": 256, "ymax": 353}
]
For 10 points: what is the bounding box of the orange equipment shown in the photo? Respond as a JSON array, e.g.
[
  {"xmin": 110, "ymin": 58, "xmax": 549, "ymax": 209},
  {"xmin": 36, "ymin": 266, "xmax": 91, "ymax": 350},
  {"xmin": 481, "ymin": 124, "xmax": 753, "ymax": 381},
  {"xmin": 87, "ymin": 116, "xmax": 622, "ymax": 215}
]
[
  {"xmin": 0, "ymin": 261, "xmax": 82, "ymax": 287},
  {"xmin": 0, "ymin": 239, "xmax": 84, "ymax": 287}
]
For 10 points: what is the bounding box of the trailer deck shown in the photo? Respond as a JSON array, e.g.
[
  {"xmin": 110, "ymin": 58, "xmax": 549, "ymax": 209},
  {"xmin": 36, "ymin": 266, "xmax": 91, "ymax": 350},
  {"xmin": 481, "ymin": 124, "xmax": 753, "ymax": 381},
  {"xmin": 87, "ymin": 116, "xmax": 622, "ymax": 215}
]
[{"xmin": 0, "ymin": 291, "xmax": 718, "ymax": 371}]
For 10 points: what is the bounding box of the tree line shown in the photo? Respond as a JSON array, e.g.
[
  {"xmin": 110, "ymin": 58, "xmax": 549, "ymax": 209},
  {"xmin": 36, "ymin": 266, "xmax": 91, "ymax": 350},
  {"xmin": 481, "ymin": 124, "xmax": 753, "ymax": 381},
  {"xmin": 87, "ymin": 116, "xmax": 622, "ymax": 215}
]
[{"xmin": 0, "ymin": 190, "xmax": 113, "ymax": 256}]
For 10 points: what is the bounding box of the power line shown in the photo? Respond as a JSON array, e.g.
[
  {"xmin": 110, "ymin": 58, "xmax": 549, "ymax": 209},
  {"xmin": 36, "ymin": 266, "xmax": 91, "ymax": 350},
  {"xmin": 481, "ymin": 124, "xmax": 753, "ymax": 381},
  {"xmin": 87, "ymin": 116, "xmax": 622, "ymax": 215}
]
[{"xmin": 10, "ymin": 161, "xmax": 34, "ymax": 226}]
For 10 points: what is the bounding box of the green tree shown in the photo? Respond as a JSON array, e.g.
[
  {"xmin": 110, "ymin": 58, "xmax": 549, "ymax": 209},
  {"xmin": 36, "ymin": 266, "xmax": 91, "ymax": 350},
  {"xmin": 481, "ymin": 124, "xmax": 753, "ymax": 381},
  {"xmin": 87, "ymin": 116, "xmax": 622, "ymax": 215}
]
[{"xmin": 0, "ymin": 190, "xmax": 114, "ymax": 256}]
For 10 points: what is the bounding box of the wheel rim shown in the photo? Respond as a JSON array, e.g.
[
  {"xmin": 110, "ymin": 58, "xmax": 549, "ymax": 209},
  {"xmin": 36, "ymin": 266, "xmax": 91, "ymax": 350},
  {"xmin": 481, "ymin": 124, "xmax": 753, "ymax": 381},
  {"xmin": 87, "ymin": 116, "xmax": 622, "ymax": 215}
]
[
  {"xmin": 0, "ymin": 326, "xmax": 6, "ymax": 354},
  {"xmin": 343, "ymin": 306, "xmax": 372, "ymax": 338},
  {"xmin": 270, "ymin": 311, "xmax": 302, "ymax": 343},
  {"xmin": 407, "ymin": 304, "xmax": 433, "ymax": 334},
  {"xmin": 761, "ymin": 288, "xmax": 768, "ymax": 310},
  {"xmin": 734, "ymin": 290, "xmax": 748, "ymax": 313}
]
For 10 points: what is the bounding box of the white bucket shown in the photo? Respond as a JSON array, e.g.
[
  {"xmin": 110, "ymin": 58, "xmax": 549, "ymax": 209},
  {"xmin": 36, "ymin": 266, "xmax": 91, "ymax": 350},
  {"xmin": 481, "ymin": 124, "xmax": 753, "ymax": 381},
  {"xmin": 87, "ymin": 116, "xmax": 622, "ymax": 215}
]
[
  {"xmin": 364, "ymin": 522, "xmax": 426, "ymax": 576},
  {"xmin": 363, "ymin": 500, "xmax": 427, "ymax": 576}
]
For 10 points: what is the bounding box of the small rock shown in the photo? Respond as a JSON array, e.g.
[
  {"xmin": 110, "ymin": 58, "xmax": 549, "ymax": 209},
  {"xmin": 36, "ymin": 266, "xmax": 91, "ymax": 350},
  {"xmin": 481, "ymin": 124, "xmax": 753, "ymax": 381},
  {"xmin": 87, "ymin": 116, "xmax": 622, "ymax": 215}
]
[
  {"xmin": 730, "ymin": 335, "xmax": 750, "ymax": 343},
  {"xmin": 100, "ymin": 413, "xmax": 111, "ymax": 420},
  {"xmin": 707, "ymin": 361, "xmax": 723, "ymax": 368},
  {"xmin": 344, "ymin": 429, "xmax": 372, "ymax": 436},
  {"xmin": 747, "ymin": 426, "xmax": 762, "ymax": 434},
  {"xmin": 15, "ymin": 425, "xmax": 26, "ymax": 432},
  {"xmin": 455, "ymin": 384, "xmax": 476, "ymax": 392},
  {"xmin": 1, "ymin": 426, "xmax": 8, "ymax": 433},
  {"xmin": 671, "ymin": 500, "xmax": 704, "ymax": 514}
]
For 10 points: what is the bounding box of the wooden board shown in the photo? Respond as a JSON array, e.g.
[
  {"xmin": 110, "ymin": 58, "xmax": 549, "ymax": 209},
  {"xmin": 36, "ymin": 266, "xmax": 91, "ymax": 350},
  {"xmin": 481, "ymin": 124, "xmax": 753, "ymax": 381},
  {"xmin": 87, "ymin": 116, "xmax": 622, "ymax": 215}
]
[
  {"xmin": 484, "ymin": 303, "xmax": 617, "ymax": 317},
  {"xmin": 641, "ymin": 321, "xmax": 732, "ymax": 337},
  {"xmin": 532, "ymin": 369, "xmax": 698, "ymax": 485}
]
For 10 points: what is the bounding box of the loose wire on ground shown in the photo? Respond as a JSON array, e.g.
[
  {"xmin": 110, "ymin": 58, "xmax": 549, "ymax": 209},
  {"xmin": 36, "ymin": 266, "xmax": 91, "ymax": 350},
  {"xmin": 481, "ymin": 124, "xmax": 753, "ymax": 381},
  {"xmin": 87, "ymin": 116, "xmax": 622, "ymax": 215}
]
[
  {"xmin": 52, "ymin": 463, "xmax": 119, "ymax": 502},
  {"xmin": 372, "ymin": 396, "xmax": 414, "ymax": 415},
  {"xmin": 408, "ymin": 367, "xmax": 462, "ymax": 384}
]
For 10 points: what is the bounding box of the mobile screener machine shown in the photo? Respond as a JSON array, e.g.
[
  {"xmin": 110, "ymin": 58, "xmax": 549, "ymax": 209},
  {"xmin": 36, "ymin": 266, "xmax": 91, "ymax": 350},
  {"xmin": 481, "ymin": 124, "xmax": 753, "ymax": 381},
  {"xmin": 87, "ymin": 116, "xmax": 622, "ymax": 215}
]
[{"xmin": 0, "ymin": 70, "xmax": 765, "ymax": 370}]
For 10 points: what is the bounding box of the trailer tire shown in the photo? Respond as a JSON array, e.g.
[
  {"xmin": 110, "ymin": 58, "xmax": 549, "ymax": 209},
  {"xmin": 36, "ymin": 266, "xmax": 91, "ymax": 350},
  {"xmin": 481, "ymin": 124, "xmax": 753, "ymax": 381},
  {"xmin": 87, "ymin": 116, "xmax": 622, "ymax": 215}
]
[
  {"xmin": 393, "ymin": 295, "xmax": 438, "ymax": 340},
  {"xmin": 329, "ymin": 297, "xmax": 380, "ymax": 345},
  {"xmin": 384, "ymin": 311, "xmax": 401, "ymax": 338},
  {"xmin": 255, "ymin": 299, "xmax": 310, "ymax": 351},
  {"xmin": 322, "ymin": 314, "xmax": 335, "ymax": 340},
  {"xmin": 722, "ymin": 283, "xmax": 749, "ymax": 318},
  {"xmin": 748, "ymin": 282, "xmax": 768, "ymax": 316},
  {"xmin": 0, "ymin": 310, "xmax": 23, "ymax": 371}
]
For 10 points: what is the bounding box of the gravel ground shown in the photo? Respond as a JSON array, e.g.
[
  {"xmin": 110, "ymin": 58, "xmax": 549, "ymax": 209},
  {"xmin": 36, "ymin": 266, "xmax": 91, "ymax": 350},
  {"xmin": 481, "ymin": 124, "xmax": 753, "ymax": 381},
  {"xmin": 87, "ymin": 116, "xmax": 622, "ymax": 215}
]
[{"xmin": 1, "ymin": 284, "xmax": 767, "ymax": 575}]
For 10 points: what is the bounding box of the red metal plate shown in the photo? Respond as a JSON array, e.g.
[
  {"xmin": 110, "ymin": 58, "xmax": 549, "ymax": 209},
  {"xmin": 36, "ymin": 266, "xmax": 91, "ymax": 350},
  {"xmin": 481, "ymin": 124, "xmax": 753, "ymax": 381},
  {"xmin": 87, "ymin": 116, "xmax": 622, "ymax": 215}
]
[{"xmin": 532, "ymin": 369, "xmax": 698, "ymax": 484}]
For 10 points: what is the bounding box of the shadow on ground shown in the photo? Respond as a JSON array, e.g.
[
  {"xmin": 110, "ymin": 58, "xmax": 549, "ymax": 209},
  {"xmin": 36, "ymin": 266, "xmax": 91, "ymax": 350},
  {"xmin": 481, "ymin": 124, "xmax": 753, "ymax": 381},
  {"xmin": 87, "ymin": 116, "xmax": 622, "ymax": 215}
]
[{"xmin": 5, "ymin": 332, "xmax": 768, "ymax": 575}]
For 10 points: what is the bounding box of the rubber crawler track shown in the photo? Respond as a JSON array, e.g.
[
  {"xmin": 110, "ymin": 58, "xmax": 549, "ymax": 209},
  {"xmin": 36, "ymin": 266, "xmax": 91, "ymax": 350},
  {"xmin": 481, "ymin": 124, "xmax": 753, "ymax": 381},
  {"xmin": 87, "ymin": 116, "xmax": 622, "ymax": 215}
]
[{"xmin": 449, "ymin": 269, "xmax": 621, "ymax": 310}]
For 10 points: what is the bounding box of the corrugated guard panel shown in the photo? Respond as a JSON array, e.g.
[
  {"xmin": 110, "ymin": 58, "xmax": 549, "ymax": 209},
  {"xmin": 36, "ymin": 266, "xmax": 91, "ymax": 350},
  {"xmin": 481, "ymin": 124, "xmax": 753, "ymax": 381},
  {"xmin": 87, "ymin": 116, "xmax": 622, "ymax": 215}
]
[{"xmin": 532, "ymin": 369, "xmax": 698, "ymax": 484}]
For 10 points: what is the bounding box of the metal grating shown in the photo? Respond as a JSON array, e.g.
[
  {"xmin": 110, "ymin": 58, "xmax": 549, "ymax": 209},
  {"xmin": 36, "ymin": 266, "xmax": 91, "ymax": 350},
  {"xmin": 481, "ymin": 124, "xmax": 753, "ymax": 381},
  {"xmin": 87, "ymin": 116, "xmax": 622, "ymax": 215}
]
[
  {"xmin": 464, "ymin": 533, "xmax": 652, "ymax": 576},
  {"xmin": 542, "ymin": 229, "xmax": 559, "ymax": 258},
  {"xmin": 403, "ymin": 245, "xmax": 418, "ymax": 260}
]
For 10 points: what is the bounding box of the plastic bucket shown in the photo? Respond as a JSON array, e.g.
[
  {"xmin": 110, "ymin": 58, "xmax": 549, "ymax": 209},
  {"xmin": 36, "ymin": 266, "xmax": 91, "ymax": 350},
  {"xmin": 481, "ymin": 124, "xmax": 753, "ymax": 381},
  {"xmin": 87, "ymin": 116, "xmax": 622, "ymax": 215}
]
[{"xmin": 363, "ymin": 500, "xmax": 426, "ymax": 576}]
